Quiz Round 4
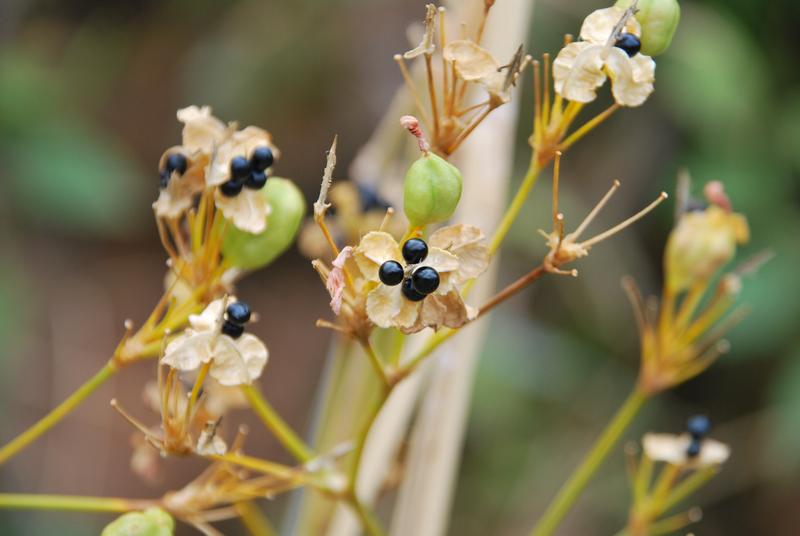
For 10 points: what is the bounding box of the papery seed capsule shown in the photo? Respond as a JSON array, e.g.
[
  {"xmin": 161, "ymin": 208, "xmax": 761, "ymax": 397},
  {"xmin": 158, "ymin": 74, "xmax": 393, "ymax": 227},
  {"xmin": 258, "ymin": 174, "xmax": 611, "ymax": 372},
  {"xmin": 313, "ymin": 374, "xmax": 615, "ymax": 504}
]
[
  {"xmin": 379, "ymin": 260, "xmax": 405, "ymax": 286},
  {"xmin": 220, "ymin": 179, "xmax": 244, "ymax": 197},
  {"xmin": 403, "ymin": 153, "xmax": 463, "ymax": 227},
  {"xmin": 246, "ymin": 170, "xmax": 268, "ymax": 190},
  {"xmin": 250, "ymin": 146, "xmax": 274, "ymax": 171},
  {"xmin": 401, "ymin": 278, "xmax": 426, "ymax": 302},
  {"xmin": 402, "ymin": 238, "xmax": 428, "ymax": 264},
  {"xmin": 222, "ymin": 320, "xmax": 245, "ymax": 338},
  {"xmin": 165, "ymin": 153, "xmax": 188, "ymax": 175},
  {"xmin": 687, "ymin": 415, "xmax": 711, "ymax": 439},
  {"xmin": 686, "ymin": 438, "xmax": 702, "ymax": 458},
  {"xmin": 230, "ymin": 155, "xmax": 251, "ymax": 180},
  {"xmin": 615, "ymin": 33, "xmax": 641, "ymax": 57},
  {"xmin": 615, "ymin": 0, "xmax": 681, "ymax": 56},
  {"xmin": 221, "ymin": 178, "xmax": 306, "ymax": 270},
  {"xmin": 226, "ymin": 301, "xmax": 251, "ymax": 324},
  {"xmin": 411, "ymin": 266, "xmax": 440, "ymax": 295}
]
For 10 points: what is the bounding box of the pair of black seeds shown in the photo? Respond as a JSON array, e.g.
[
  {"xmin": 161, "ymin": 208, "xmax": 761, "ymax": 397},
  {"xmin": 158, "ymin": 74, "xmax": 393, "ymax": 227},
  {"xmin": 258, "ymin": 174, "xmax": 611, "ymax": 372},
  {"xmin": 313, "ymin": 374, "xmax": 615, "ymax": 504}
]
[
  {"xmin": 221, "ymin": 301, "xmax": 251, "ymax": 339},
  {"xmin": 686, "ymin": 414, "xmax": 711, "ymax": 458},
  {"xmin": 614, "ymin": 33, "xmax": 641, "ymax": 57},
  {"xmin": 379, "ymin": 238, "xmax": 440, "ymax": 302},
  {"xmin": 220, "ymin": 146, "xmax": 274, "ymax": 197},
  {"xmin": 160, "ymin": 153, "xmax": 189, "ymax": 189}
]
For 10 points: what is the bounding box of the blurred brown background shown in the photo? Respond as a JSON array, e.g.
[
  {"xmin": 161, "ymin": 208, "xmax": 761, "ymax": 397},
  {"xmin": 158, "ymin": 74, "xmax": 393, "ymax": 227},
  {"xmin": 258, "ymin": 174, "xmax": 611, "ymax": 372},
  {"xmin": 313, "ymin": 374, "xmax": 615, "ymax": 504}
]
[{"xmin": 0, "ymin": 0, "xmax": 799, "ymax": 534}]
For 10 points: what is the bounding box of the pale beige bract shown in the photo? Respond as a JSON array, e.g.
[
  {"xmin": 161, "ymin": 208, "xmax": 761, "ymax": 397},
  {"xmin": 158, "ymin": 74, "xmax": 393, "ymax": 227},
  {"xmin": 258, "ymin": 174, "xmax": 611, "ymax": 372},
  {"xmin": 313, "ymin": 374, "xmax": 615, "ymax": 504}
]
[
  {"xmin": 354, "ymin": 224, "xmax": 488, "ymax": 334},
  {"xmin": 553, "ymin": 7, "xmax": 656, "ymax": 107},
  {"xmin": 443, "ymin": 40, "xmax": 521, "ymax": 105},
  {"xmin": 161, "ymin": 298, "xmax": 269, "ymax": 386},
  {"xmin": 643, "ymin": 433, "xmax": 730, "ymax": 468}
]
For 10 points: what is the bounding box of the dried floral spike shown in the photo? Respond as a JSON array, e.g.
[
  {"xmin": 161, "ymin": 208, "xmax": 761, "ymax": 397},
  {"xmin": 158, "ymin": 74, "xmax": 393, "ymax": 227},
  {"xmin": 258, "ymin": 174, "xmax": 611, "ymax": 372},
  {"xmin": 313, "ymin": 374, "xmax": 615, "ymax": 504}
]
[{"xmin": 314, "ymin": 136, "xmax": 338, "ymax": 220}]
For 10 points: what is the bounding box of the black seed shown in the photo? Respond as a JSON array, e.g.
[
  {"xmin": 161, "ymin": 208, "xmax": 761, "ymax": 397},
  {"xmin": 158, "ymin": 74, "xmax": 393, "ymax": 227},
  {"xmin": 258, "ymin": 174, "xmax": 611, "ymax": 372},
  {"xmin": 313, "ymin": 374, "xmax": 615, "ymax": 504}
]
[
  {"xmin": 401, "ymin": 278, "xmax": 426, "ymax": 302},
  {"xmin": 402, "ymin": 238, "xmax": 428, "ymax": 264},
  {"xmin": 411, "ymin": 266, "xmax": 440, "ymax": 295},
  {"xmin": 686, "ymin": 438, "xmax": 702, "ymax": 458},
  {"xmin": 230, "ymin": 156, "xmax": 251, "ymax": 180},
  {"xmin": 220, "ymin": 179, "xmax": 244, "ymax": 197},
  {"xmin": 250, "ymin": 146, "xmax": 274, "ymax": 171},
  {"xmin": 245, "ymin": 170, "xmax": 268, "ymax": 189},
  {"xmin": 357, "ymin": 183, "xmax": 391, "ymax": 212},
  {"xmin": 687, "ymin": 415, "xmax": 711, "ymax": 439},
  {"xmin": 614, "ymin": 33, "xmax": 641, "ymax": 57},
  {"xmin": 379, "ymin": 260, "xmax": 404, "ymax": 286},
  {"xmin": 222, "ymin": 320, "xmax": 244, "ymax": 338},
  {"xmin": 226, "ymin": 302, "xmax": 251, "ymax": 325},
  {"xmin": 165, "ymin": 153, "xmax": 188, "ymax": 175}
]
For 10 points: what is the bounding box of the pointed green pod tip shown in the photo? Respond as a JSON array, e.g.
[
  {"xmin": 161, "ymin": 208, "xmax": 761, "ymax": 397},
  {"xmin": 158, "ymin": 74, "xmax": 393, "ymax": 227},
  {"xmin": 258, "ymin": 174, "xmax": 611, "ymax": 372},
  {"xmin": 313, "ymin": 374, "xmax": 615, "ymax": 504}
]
[
  {"xmin": 222, "ymin": 177, "xmax": 306, "ymax": 270},
  {"xmin": 616, "ymin": 0, "xmax": 681, "ymax": 56},
  {"xmin": 101, "ymin": 508, "xmax": 174, "ymax": 536},
  {"xmin": 403, "ymin": 153, "xmax": 463, "ymax": 227}
]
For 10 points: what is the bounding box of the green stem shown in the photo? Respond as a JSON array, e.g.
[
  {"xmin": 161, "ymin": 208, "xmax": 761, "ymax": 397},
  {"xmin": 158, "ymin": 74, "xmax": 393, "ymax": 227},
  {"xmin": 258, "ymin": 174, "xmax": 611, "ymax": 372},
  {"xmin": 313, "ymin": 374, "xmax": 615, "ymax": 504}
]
[
  {"xmin": 0, "ymin": 361, "xmax": 118, "ymax": 465},
  {"xmin": 0, "ymin": 493, "xmax": 153, "ymax": 513},
  {"xmin": 530, "ymin": 388, "xmax": 648, "ymax": 536},
  {"xmin": 235, "ymin": 501, "xmax": 278, "ymax": 536},
  {"xmin": 241, "ymin": 384, "xmax": 315, "ymax": 463},
  {"xmin": 489, "ymin": 157, "xmax": 543, "ymax": 255}
]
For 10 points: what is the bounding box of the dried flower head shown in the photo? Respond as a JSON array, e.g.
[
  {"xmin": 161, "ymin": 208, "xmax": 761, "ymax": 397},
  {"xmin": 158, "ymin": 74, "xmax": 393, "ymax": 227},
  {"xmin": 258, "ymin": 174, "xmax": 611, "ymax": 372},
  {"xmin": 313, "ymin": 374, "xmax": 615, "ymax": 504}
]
[
  {"xmin": 553, "ymin": 5, "xmax": 656, "ymax": 107},
  {"xmin": 162, "ymin": 298, "xmax": 268, "ymax": 386},
  {"xmin": 354, "ymin": 225, "xmax": 488, "ymax": 334},
  {"xmin": 395, "ymin": 3, "xmax": 530, "ymax": 155}
]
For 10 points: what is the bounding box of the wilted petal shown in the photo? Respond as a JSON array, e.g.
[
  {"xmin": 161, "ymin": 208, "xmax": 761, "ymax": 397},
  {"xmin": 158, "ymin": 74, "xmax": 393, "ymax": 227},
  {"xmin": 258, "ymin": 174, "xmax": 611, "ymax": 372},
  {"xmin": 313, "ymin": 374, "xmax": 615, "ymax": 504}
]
[
  {"xmin": 418, "ymin": 291, "xmax": 471, "ymax": 331},
  {"xmin": 177, "ymin": 106, "xmax": 227, "ymax": 154},
  {"xmin": 189, "ymin": 298, "xmax": 227, "ymax": 332},
  {"xmin": 395, "ymin": 297, "xmax": 422, "ymax": 332},
  {"xmin": 606, "ymin": 48, "xmax": 655, "ymax": 107},
  {"xmin": 202, "ymin": 378, "xmax": 248, "ymax": 417},
  {"xmin": 553, "ymin": 42, "xmax": 606, "ymax": 103},
  {"xmin": 209, "ymin": 333, "xmax": 268, "ymax": 386},
  {"xmin": 215, "ymin": 188, "xmax": 271, "ymax": 234},
  {"xmin": 162, "ymin": 332, "xmax": 214, "ymax": 371},
  {"xmin": 580, "ymin": 7, "xmax": 640, "ymax": 46},
  {"xmin": 425, "ymin": 247, "xmax": 459, "ymax": 273},
  {"xmin": 366, "ymin": 284, "xmax": 404, "ymax": 328},
  {"xmin": 443, "ymin": 40, "xmax": 500, "ymax": 81},
  {"xmin": 354, "ymin": 231, "xmax": 402, "ymax": 281},
  {"xmin": 429, "ymin": 224, "xmax": 489, "ymax": 284},
  {"xmin": 196, "ymin": 426, "xmax": 227, "ymax": 456},
  {"xmin": 326, "ymin": 246, "xmax": 353, "ymax": 315}
]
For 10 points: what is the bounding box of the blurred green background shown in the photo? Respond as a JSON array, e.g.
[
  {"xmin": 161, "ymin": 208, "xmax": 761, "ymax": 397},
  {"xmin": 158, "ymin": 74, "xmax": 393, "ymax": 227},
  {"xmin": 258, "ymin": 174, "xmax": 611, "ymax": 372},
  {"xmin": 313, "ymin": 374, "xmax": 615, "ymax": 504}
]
[{"xmin": 0, "ymin": 0, "xmax": 798, "ymax": 534}]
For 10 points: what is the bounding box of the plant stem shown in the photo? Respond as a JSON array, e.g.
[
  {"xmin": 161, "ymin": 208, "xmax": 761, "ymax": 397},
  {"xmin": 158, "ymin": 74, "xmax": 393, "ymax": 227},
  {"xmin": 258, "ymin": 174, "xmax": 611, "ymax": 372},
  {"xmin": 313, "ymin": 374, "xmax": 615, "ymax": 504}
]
[
  {"xmin": 0, "ymin": 361, "xmax": 118, "ymax": 465},
  {"xmin": 489, "ymin": 157, "xmax": 543, "ymax": 255},
  {"xmin": 241, "ymin": 384, "xmax": 315, "ymax": 463},
  {"xmin": 0, "ymin": 493, "xmax": 153, "ymax": 513},
  {"xmin": 530, "ymin": 388, "xmax": 648, "ymax": 536},
  {"xmin": 347, "ymin": 391, "xmax": 389, "ymax": 536},
  {"xmin": 235, "ymin": 501, "xmax": 278, "ymax": 536}
]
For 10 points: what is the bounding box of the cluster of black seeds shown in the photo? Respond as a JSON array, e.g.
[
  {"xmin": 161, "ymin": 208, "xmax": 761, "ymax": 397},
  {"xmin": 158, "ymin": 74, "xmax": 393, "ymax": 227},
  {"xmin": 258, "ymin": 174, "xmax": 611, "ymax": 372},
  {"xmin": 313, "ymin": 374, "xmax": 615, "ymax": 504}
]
[
  {"xmin": 685, "ymin": 414, "xmax": 711, "ymax": 458},
  {"xmin": 220, "ymin": 146, "xmax": 274, "ymax": 197},
  {"xmin": 159, "ymin": 153, "xmax": 189, "ymax": 189},
  {"xmin": 221, "ymin": 301, "xmax": 252, "ymax": 339},
  {"xmin": 614, "ymin": 32, "xmax": 641, "ymax": 57},
  {"xmin": 378, "ymin": 238, "xmax": 441, "ymax": 302}
]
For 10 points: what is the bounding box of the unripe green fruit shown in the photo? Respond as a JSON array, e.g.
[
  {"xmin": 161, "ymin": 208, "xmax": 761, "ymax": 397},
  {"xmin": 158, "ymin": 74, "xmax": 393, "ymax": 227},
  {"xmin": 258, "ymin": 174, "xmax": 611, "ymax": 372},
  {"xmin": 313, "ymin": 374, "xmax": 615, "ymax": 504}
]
[
  {"xmin": 616, "ymin": 0, "xmax": 680, "ymax": 56},
  {"xmin": 222, "ymin": 177, "xmax": 306, "ymax": 270},
  {"xmin": 101, "ymin": 508, "xmax": 174, "ymax": 536},
  {"xmin": 403, "ymin": 153, "xmax": 463, "ymax": 227}
]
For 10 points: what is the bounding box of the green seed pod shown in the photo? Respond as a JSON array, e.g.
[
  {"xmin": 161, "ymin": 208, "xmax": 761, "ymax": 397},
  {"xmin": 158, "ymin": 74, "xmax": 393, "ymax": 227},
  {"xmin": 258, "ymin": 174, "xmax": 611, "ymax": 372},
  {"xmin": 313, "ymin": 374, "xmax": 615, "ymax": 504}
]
[
  {"xmin": 101, "ymin": 508, "xmax": 174, "ymax": 536},
  {"xmin": 222, "ymin": 177, "xmax": 306, "ymax": 270},
  {"xmin": 403, "ymin": 153, "xmax": 463, "ymax": 227},
  {"xmin": 616, "ymin": 0, "xmax": 681, "ymax": 56}
]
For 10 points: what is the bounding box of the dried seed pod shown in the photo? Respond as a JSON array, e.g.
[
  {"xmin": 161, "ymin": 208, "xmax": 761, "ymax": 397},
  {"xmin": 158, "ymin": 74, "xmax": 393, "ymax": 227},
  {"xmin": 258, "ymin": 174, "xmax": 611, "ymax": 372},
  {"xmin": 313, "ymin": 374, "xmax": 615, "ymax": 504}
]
[
  {"xmin": 403, "ymin": 153, "xmax": 463, "ymax": 227},
  {"xmin": 616, "ymin": 0, "xmax": 681, "ymax": 56},
  {"xmin": 222, "ymin": 177, "xmax": 306, "ymax": 270}
]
